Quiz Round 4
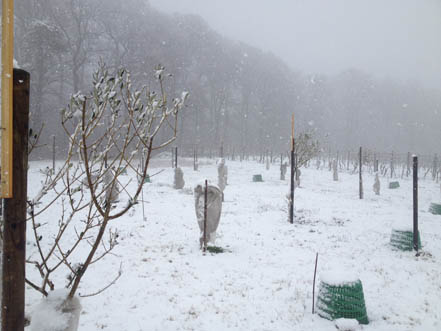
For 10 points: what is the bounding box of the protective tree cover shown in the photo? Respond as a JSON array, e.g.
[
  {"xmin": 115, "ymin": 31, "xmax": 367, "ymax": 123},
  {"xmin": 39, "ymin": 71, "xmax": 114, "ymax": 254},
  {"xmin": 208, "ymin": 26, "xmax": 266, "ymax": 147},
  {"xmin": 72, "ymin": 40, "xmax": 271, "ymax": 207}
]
[
  {"xmin": 104, "ymin": 168, "xmax": 120, "ymax": 203},
  {"xmin": 373, "ymin": 173, "xmax": 380, "ymax": 195},
  {"xmin": 333, "ymin": 159, "xmax": 338, "ymax": 181},
  {"xmin": 194, "ymin": 183, "xmax": 222, "ymax": 246},
  {"xmin": 280, "ymin": 162, "xmax": 287, "ymax": 180},
  {"xmin": 174, "ymin": 167, "xmax": 185, "ymax": 189},
  {"xmin": 31, "ymin": 289, "xmax": 82, "ymax": 331},
  {"xmin": 217, "ymin": 158, "xmax": 227, "ymax": 191}
]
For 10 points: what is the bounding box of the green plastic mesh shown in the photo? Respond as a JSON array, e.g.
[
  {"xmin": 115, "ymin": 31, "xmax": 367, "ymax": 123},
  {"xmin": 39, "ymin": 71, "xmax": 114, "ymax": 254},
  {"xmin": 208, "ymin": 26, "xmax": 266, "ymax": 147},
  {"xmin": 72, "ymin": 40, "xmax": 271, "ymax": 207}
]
[
  {"xmin": 206, "ymin": 246, "xmax": 224, "ymax": 254},
  {"xmin": 390, "ymin": 229, "xmax": 421, "ymax": 251},
  {"xmin": 252, "ymin": 174, "xmax": 263, "ymax": 182},
  {"xmin": 389, "ymin": 181, "xmax": 400, "ymax": 189},
  {"xmin": 316, "ymin": 279, "xmax": 369, "ymax": 325},
  {"xmin": 429, "ymin": 203, "xmax": 441, "ymax": 215}
]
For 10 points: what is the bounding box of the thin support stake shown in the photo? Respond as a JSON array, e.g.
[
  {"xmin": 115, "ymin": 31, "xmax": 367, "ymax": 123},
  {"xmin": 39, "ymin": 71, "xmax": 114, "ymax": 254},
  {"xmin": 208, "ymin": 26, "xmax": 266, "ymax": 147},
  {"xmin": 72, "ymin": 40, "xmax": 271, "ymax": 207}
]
[
  {"xmin": 52, "ymin": 135, "xmax": 56, "ymax": 171},
  {"xmin": 141, "ymin": 153, "xmax": 146, "ymax": 221},
  {"xmin": 359, "ymin": 147, "xmax": 363, "ymax": 199},
  {"xmin": 413, "ymin": 155, "xmax": 419, "ymax": 253},
  {"xmin": 289, "ymin": 138, "xmax": 295, "ymax": 223},
  {"xmin": 203, "ymin": 180, "xmax": 208, "ymax": 252},
  {"xmin": 312, "ymin": 253, "xmax": 319, "ymax": 314}
]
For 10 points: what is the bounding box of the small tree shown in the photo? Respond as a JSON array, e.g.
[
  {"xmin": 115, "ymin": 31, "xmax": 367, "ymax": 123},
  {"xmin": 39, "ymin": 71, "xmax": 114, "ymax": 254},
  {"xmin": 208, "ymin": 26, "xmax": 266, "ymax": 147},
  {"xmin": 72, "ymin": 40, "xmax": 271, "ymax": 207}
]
[
  {"xmin": 26, "ymin": 63, "xmax": 187, "ymax": 309},
  {"xmin": 292, "ymin": 132, "xmax": 320, "ymax": 183}
]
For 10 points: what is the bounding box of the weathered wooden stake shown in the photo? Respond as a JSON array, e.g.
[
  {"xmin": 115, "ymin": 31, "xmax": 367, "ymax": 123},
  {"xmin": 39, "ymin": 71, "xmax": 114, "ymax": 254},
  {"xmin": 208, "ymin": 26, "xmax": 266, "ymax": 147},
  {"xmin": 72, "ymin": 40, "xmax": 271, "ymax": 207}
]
[
  {"xmin": 203, "ymin": 180, "xmax": 208, "ymax": 252},
  {"xmin": 171, "ymin": 147, "xmax": 174, "ymax": 168},
  {"xmin": 140, "ymin": 152, "xmax": 146, "ymax": 222},
  {"xmin": 390, "ymin": 151, "xmax": 394, "ymax": 178},
  {"xmin": 359, "ymin": 147, "xmax": 363, "ymax": 199},
  {"xmin": 406, "ymin": 152, "xmax": 410, "ymax": 177},
  {"xmin": 193, "ymin": 148, "xmax": 197, "ymax": 171},
  {"xmin": 289, "ymin": 140, "xmax": 295, "ymax": 224},
  {"xmin": 413, "ymin": 155, "xmax": 419, "ymax": 253},
  {"xmin": 373, "ymin": 153, "xmax": 378, "ymax": 172},
  {"xmin": 2, "ymin": 69, "xmax": 30, "ymax": 331},
  {"xmin": 52, "ymin": 134, "xmax": 55, "ymax": 171}
]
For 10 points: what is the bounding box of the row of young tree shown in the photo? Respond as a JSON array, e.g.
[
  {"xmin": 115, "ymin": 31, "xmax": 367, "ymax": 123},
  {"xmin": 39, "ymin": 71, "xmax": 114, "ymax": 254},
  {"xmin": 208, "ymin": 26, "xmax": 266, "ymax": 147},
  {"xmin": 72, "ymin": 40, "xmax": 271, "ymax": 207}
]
[{"xmin": 14, "ymin": 0, "xmax": 441, "ymax": 158}]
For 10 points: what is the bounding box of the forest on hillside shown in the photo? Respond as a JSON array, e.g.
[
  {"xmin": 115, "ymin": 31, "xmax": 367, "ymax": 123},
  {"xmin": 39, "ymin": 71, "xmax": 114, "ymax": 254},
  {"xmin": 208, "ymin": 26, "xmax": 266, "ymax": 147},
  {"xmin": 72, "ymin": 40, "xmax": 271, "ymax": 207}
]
[{"xmin": 14, "ymin": 0, "xmax": 441, "ymax": 158}]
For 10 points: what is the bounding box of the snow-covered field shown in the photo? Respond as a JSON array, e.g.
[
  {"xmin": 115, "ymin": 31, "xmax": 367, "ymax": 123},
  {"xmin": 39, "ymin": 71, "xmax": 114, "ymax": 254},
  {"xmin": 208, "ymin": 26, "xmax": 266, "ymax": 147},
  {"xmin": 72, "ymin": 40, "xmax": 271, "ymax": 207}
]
[{"xmin": 25, "ymin": 157, "xmax": 441, "ymax": 330}]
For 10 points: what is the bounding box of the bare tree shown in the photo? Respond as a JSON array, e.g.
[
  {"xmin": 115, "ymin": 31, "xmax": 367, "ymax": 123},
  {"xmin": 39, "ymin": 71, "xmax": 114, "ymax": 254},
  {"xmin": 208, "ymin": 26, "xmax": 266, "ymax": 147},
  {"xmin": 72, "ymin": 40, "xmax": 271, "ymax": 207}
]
[{"xmin": 26, "ymin": 63, "xmax": 188, "ymax": 302}]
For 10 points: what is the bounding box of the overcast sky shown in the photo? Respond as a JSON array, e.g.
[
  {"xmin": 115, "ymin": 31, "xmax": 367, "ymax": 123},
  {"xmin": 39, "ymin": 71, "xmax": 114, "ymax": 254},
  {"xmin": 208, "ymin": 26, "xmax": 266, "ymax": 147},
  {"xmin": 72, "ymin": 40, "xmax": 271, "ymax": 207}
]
[{"xmin": 149, "ymin": 0, "xmax": 441, "ymax": 89}]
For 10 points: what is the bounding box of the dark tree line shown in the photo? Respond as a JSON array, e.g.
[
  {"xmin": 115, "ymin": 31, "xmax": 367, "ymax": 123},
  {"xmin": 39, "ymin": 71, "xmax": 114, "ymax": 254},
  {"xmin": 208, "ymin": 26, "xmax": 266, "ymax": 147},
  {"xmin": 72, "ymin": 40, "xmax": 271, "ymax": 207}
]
[{"xmin": 14, "ymin": 0, "xmax": 441, "ymax": 158}]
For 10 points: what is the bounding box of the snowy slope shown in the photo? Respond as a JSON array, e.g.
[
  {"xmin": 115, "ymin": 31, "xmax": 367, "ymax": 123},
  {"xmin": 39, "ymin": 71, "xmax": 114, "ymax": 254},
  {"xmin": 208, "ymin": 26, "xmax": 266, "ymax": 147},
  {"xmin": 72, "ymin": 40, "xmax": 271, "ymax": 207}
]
[{"xmin": 25, "ymin": 157, "xmax": 441, "ymax": 330}]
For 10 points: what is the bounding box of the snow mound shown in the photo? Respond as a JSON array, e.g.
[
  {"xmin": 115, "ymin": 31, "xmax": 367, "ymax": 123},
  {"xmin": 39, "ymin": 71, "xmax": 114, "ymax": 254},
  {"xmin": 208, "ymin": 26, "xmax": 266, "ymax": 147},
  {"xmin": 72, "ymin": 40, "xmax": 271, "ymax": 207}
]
[
  {"xmin": 31, "ymin": 289, "xmax": 81, "ymax": 331},
  {"xmin": 335, "ymin": 318, "xmax": 360, "ymax": 330}
]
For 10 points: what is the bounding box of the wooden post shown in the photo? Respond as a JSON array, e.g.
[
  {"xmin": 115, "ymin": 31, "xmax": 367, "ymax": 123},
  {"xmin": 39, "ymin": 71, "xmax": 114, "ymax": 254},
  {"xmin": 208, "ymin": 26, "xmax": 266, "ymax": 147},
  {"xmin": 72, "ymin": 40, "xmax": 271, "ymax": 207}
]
[
  {"xmin": 174, "ymin": 146, "xmax": 178, "ymax": 168},
  {"xmin": 359, "ymin": 147, "xmax": 363, "ymax": 199},
  {"xmin": 2, "ymin": 69, "xmax": 30, "ymax": 331},
  {"xmin": 1, "ymin": 0, "xmax": 14, "ymax": 199},
  {"xmin": 289, "ymin": 138, "xmax": 295, "ymax": 224},
  {"xmin": 289, "ymin": 114, "xmax": 295, "ymax": 224},
  {"xmin": 390, "ymin": 151, "xmax": 394, "ymax": 178},
  {"xmin": 413, "ymin": 155, "xmax": 419, "ymax": 253},
  {"xmin": 52, "ymin": 134, "xmax": 56, "ymax": 171},
  {"xmin": 432, "ymin": 154, "xmax": 438, "ymax": 181},
  {"xmin": 203, "ymin": 180, "xmax": 208, "ymax": 252},
  {"xmin": 193, "ymin": 148, "xmax": 197, "ymax": 171},
  {"xmin": 140, "ymin": 152, "xmax": 146, "ymax": 221},
  {"xmin": 373, "ymin": 153, "xmax": 377, "ymax": 172},
  {"xmin": 406, "ymin": 152, "xmax": 410, "ymax": 177},
  {"xmin": 171, "ymin": 147, "xmax": 174, "ymax": 168}
]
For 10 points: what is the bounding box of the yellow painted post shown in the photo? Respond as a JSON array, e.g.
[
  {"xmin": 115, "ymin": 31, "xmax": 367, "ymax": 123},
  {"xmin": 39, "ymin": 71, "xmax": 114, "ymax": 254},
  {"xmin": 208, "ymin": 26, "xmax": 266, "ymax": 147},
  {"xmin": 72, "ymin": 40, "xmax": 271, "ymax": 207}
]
[{"xmin": 1, "ymin": 0, "xmax": 14, "ymax": 198}]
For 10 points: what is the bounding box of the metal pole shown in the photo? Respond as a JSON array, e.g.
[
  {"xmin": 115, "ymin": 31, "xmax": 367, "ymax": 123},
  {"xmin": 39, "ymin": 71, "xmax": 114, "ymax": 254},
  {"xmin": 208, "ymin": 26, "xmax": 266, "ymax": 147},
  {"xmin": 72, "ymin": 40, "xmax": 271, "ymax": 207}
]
[
  {"xmin": 413, "ymin": 155, "xmax": 419, "ymax": 253},
  {"xmin": 175, "ymin": 146, "xmax": 178, "ymax": 168}
]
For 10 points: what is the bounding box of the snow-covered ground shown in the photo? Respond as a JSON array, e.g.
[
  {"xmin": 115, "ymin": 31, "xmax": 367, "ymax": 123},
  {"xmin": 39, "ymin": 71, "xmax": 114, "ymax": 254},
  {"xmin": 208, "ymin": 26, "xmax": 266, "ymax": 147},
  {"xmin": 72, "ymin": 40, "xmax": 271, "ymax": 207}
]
[{"xmin": 25, "ymin": 157, "xmax": 441, "ymax": 330}]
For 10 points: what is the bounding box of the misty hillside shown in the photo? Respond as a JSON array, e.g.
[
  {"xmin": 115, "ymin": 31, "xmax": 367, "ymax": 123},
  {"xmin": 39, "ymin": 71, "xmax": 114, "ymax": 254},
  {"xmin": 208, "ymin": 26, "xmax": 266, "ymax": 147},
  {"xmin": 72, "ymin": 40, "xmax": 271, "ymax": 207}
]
[{"xmin": 14, "ymin": 0, "xmax": 441, "ymax": 157}]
